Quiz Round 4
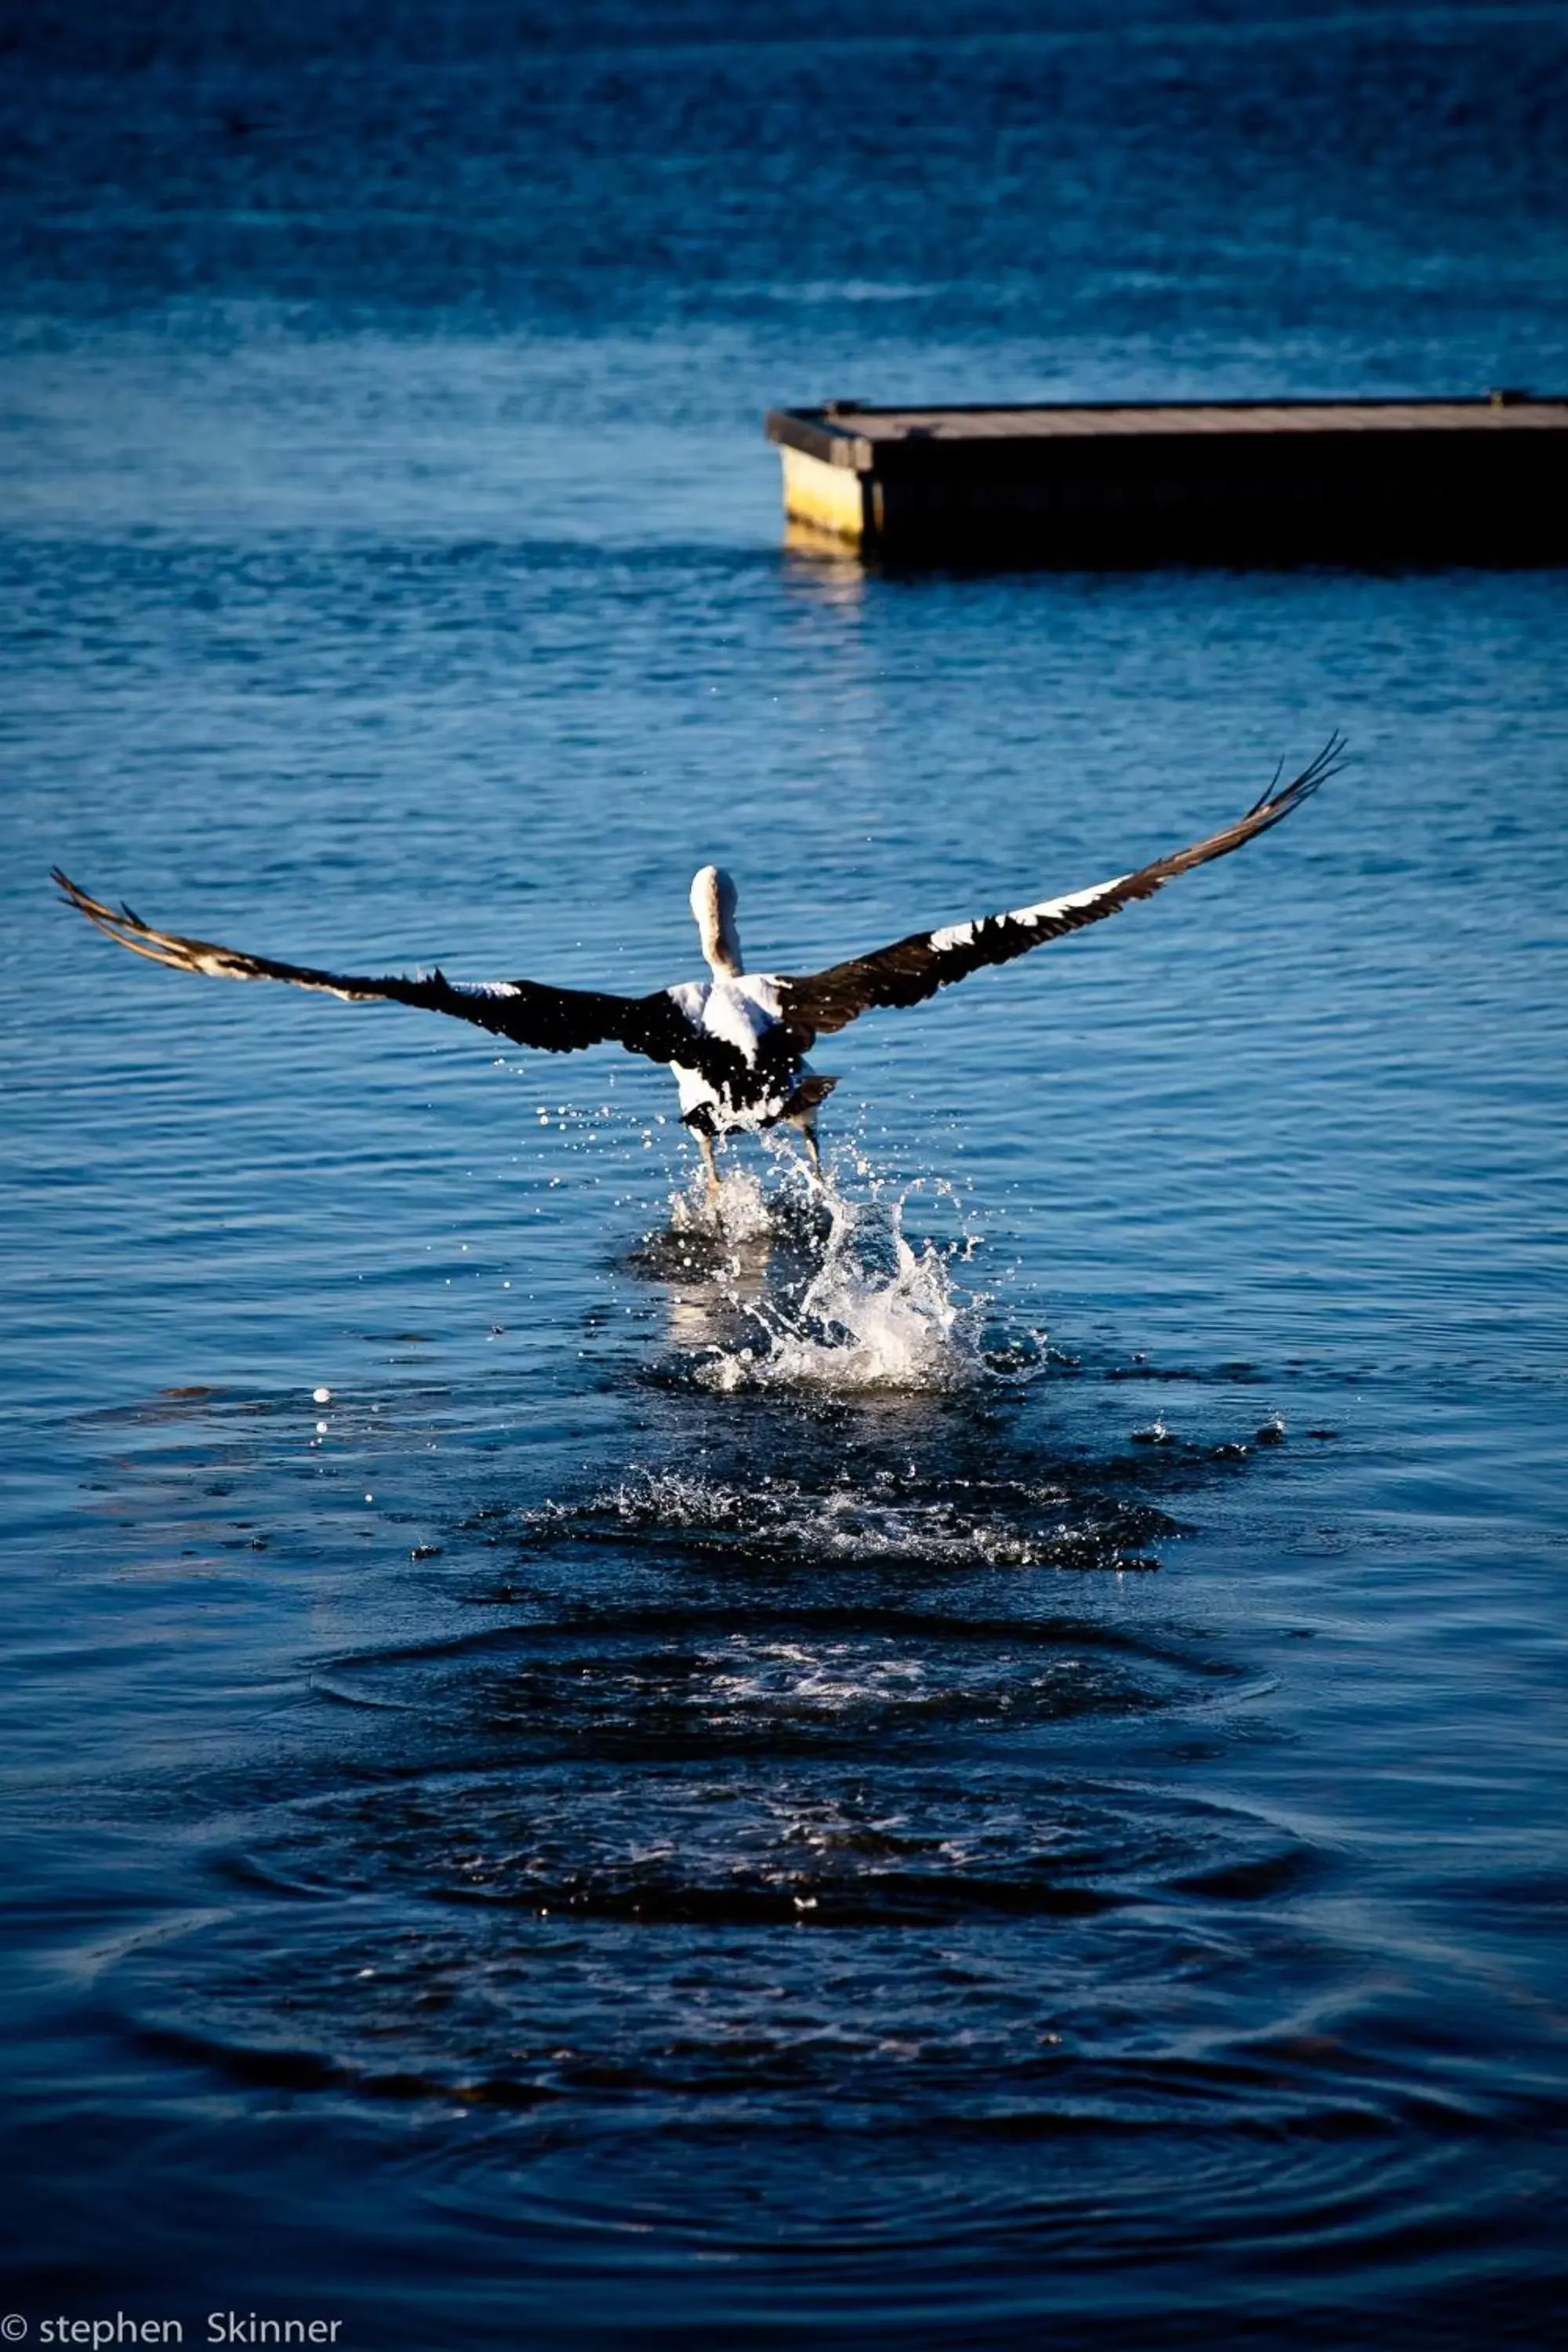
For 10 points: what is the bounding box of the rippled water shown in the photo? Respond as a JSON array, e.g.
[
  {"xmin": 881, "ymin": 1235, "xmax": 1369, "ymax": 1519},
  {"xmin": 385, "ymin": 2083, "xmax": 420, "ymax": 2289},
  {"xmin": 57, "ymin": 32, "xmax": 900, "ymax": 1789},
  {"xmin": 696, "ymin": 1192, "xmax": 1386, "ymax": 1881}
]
[{"xmin": 3, "ymin": 5, "xmax": 1567, "ymax": 2347}]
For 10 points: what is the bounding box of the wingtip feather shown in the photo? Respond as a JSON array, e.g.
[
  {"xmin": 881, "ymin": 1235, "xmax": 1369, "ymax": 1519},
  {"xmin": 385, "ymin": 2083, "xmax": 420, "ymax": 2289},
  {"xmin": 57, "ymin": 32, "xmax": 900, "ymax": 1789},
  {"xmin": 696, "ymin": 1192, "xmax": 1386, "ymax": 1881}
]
[{"xmin": 1244, "ymin": 731, "xmax": 1346, "ymax": 822}]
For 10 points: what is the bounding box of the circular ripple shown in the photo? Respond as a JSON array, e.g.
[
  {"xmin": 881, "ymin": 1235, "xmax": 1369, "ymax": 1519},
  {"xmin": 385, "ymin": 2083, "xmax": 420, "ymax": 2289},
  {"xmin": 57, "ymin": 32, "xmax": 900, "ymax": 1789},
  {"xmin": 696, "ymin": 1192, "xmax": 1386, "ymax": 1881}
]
[{"xmin": 101, "ymin": 1838, "xmax": 1495, "ymax": 2290}]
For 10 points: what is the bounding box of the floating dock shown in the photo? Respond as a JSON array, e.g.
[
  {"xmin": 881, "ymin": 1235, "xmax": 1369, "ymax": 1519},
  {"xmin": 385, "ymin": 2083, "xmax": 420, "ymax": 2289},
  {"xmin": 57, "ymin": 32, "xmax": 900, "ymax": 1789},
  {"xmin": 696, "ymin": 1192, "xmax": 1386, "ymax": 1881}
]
[{"xmin": 765, "ymin": 395, "xmax": 1568, "ymax": 564}]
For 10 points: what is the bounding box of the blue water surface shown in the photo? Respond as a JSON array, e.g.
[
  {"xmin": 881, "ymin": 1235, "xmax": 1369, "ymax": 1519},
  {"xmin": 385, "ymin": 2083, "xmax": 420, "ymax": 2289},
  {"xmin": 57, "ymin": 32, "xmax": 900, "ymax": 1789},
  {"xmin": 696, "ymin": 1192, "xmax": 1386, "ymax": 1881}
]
[{"xmin": 2, "ymin": 5, "xmax": 1566, "ymax": 2346}]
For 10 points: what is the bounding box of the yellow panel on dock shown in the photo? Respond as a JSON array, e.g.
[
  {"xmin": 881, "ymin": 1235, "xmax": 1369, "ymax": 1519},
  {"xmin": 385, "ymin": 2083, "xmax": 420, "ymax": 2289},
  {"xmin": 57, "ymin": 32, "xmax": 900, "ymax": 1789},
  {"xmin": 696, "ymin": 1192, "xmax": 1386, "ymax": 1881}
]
[{"xmin": 779, "ymin": 445, "xmax": 869, "ymax": 544}]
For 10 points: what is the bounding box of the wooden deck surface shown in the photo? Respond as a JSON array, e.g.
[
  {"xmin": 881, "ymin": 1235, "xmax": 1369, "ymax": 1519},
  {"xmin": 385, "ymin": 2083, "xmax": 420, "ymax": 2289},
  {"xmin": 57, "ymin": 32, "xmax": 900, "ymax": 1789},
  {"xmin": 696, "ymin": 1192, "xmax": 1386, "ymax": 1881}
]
[{"xmin": 832, "ymin": 400, "xmax": 1568, "ymax": 441}]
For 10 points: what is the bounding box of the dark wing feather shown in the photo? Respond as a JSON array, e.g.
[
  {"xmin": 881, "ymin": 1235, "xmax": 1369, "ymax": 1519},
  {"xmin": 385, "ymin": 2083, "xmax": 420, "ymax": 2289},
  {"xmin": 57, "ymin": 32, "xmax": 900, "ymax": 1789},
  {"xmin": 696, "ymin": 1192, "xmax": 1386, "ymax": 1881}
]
[
  {"xmin": 775, "ymin": 737, "xmax": 1341, "ymax": 1044},
  {"xmin": 51, "ymin": 870, "xmax": 696, "ymax": 1065}
]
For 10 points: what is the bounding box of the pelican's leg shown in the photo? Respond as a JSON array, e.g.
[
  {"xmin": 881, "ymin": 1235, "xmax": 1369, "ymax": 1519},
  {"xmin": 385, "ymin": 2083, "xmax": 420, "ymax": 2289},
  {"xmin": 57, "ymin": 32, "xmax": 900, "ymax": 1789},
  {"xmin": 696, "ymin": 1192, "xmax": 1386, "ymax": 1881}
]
[
  {"xmin": 784, "ymin": 1074, "xmax": 836, "ymax": 1187},
  {"xmin": 697, "ymin": 1129, "xmax": 721, "ymax": 1203}
]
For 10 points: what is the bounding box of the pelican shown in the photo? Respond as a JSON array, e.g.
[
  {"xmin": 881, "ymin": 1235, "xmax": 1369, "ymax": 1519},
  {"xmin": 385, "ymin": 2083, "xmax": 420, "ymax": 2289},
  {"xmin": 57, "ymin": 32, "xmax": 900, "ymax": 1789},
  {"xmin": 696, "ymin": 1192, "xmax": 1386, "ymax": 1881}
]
[{"xmin": 53, "ymin": 738, "xmax": 1339, "ymax": 1196}]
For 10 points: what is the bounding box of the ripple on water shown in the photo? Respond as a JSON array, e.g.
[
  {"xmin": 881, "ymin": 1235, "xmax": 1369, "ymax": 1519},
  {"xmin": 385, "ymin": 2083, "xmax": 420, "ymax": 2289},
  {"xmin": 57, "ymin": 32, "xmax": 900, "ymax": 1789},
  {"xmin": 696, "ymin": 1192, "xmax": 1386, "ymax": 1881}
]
[
  {"xmin": 303, "ymin": 1599, "xmax": 1217, "ymax": 1763},
  {"xmin": 53, "ymin": 1230, "xmax": 1548, "ymax": 2331},
  {"xmin": 111, "ymin": 1759, "xmax": 1326, "ymax": 2071},
  {"xmin": 98, "ymin": 1756, "xmax": 1502, "ymax": 2299},
  {"xmin": 517, "ymin": 1463, "xmax": 1175, "ymax": 1575},
  {"xmin": 41, "ymin": 1141, "xmax": 1483, "ymax": 2324}
]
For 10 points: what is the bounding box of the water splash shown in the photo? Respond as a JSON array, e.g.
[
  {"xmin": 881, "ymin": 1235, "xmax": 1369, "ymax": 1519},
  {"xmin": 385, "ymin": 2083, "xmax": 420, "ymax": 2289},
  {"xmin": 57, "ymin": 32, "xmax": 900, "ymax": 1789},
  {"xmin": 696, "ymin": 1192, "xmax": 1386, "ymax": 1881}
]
[
  {"xmin": 543, "ymin": 1465, "xmax": 1174, "ymax": 1574},
  {"xmin": 662, "ymin": 1163, "xmax": 985, "ymax": 1392},
  {"xmin": 668, "ymin": 1160, "xmax": 775, "ymax": 1245}
]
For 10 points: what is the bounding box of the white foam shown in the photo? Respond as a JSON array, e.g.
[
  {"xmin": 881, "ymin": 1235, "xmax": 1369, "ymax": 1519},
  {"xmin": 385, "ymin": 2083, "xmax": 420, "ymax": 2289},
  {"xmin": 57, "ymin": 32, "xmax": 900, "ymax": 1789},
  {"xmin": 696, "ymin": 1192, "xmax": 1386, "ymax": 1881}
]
[
  {"xmin": 546, "ymin": 1453, "xmax": 1154, "ymax": 1572},
  {"xmin": 697, "ymin": 1179, "xmax": 983, "ymax": 1394},
  {"xmin": 607, "ymin": 1468, "xmax": 753, "ymax": 1526},
  {"xmin": 668, "ymin": 1163, "xmax": 775, "ymax": 1243}
]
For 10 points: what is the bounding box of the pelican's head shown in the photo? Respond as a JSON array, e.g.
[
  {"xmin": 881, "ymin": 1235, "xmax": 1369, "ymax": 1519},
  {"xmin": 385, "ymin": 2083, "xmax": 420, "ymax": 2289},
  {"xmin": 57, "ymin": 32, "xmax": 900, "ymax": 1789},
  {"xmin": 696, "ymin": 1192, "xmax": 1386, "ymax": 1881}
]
[{"xmin": 689, "ymin": 865, "xmax": 743, "ymax": 978}]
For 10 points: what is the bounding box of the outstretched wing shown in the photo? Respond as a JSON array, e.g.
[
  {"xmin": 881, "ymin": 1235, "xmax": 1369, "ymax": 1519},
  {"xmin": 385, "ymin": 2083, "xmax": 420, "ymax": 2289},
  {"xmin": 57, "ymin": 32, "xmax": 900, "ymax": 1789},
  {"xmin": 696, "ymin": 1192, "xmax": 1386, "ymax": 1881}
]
[
  {"xmin": 775, "ymin": 737, "xmax": 1342, "ymax": 1044},
  {"xmin": 51, "ymin": 870, "xmax": 697, "ymax": 1065}
]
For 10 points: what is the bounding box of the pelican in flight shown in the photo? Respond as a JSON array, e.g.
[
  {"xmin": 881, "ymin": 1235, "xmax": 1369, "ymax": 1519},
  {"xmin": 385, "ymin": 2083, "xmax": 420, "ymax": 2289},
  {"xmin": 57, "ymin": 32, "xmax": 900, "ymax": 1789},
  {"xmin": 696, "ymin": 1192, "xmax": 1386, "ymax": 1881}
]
[{"xmin": 54, "ymin": 739, "xmax": 1338, "ymax": 1194}]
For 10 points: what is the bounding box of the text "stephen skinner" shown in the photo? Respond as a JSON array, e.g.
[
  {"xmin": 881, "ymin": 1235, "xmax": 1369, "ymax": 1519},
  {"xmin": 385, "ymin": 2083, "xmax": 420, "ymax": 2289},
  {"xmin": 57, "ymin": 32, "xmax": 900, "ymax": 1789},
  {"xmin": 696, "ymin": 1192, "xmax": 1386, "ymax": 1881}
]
[{"xmin": 30, "ymin": 2320, "xmax": 343, "ymax": 2346}]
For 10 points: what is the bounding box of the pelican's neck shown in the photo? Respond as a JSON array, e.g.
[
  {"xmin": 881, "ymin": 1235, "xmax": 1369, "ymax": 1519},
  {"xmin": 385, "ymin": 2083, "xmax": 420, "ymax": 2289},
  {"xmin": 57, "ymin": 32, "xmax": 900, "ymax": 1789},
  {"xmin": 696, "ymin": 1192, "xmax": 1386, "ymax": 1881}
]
[
  {"xmin": 702, "ymin": 931, "xmax": 743, "ymax": 979},
  {"xmin": 690, "ymin": 866, "xmax": 744, "ymax": 979}
]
